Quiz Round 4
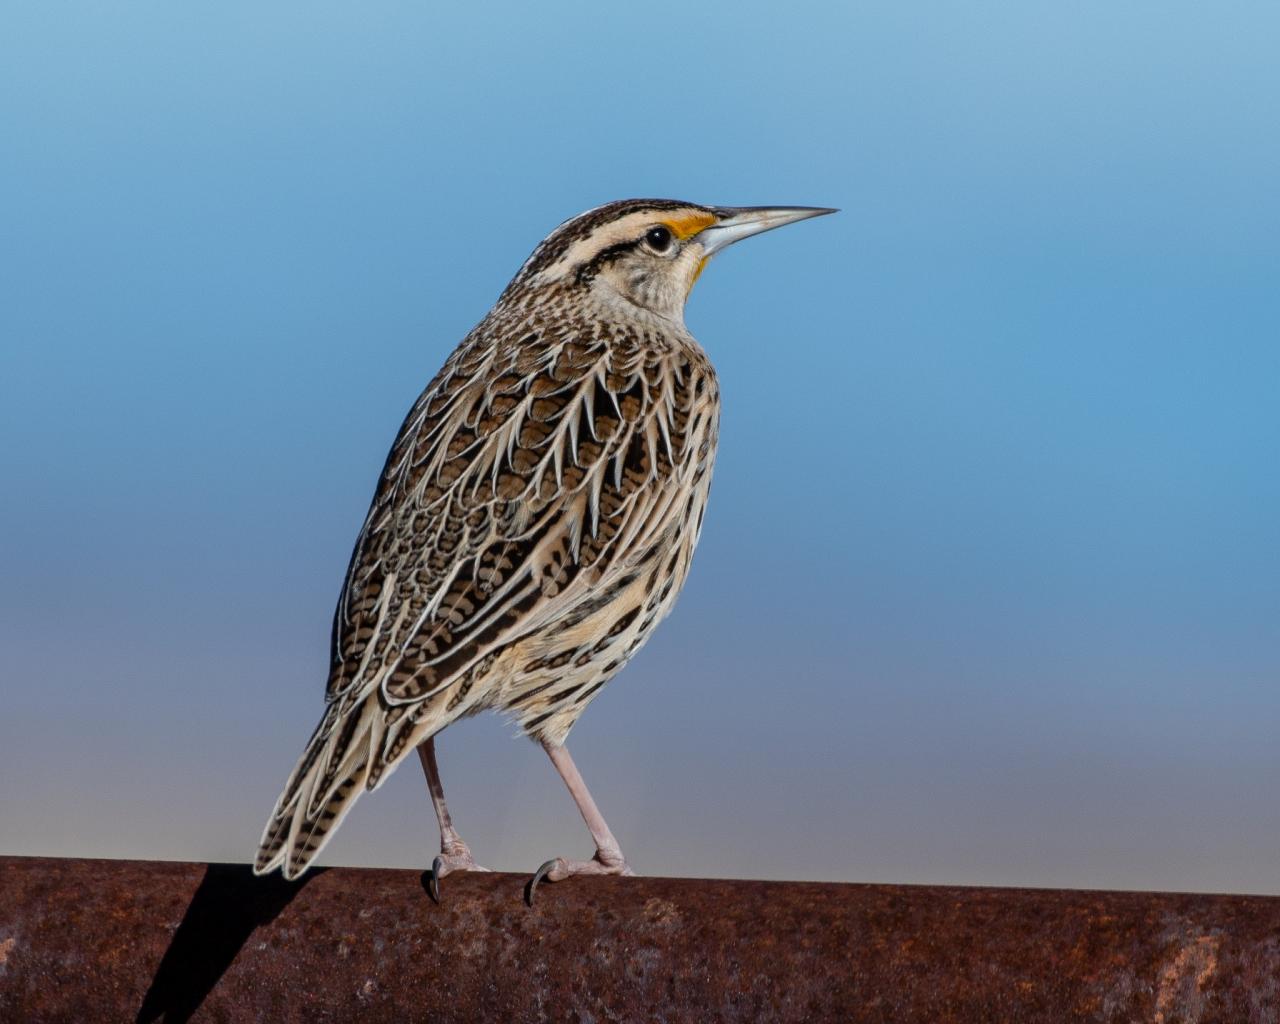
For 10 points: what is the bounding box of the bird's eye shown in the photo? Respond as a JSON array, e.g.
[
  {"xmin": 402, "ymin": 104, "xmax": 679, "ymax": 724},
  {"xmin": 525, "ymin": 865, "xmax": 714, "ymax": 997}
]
[{"xmin": 645, "ymin": 226, "xmax": 674, "ymax": 253}]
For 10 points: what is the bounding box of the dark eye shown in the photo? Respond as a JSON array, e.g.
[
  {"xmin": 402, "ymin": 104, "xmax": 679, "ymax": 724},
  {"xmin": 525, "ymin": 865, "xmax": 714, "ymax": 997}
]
[{"xmin": 645, "ymin": 225, "xmax": 673, "ymax": 253}]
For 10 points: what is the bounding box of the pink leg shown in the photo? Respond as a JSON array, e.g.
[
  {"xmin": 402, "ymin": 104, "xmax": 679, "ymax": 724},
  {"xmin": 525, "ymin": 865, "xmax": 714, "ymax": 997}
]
[
  {"xmin": 417, "ymin": 737, "xmax": 488, "ymax": 901},
  {"xmin": 527, "ymin": 741, "xmax": 634, "ymax": 903}
]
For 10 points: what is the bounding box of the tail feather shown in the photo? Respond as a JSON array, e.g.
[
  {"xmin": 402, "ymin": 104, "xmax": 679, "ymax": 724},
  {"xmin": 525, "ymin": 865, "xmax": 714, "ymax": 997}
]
[
  {"xmin": 254, "ymin": 702, "xmax": 349, "ymax": 878},
  {"xmin": 253, "ymin": 686, "xmax": 465, "ymax": 879},
  {"xmin": 253, "ymin": 700, "xmax": 371, "ymax": 878}
]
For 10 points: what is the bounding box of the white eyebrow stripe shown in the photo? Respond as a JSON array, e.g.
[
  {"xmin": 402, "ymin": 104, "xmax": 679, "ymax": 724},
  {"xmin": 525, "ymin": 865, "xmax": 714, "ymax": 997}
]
[{"xmin": 530, "ymin": 211, "xmax": 697, "ymax": 285}]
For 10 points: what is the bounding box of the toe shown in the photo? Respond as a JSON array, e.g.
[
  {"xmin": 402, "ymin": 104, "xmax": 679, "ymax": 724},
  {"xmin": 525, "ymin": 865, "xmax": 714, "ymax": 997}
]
[
  {"xmin": 526, "ymin": 858, "xmax": 565, "ymax": 905},
  {"xmin": 525, "ymin": 853, "xmax": 633, "ymax": 904},
  {"xmin": 427, "ymin": 856, "xmax": 444, "ymax": 903},
  {"xmin": 427, "ymin": 850, "xmax": 491, "ymax": 904}
]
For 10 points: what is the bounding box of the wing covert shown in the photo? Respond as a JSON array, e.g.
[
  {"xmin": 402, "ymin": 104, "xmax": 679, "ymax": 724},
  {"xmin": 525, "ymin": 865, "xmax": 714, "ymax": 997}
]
[{"xmin": 324, "ymin": 321, "xmax": 715, "ymax": 711}]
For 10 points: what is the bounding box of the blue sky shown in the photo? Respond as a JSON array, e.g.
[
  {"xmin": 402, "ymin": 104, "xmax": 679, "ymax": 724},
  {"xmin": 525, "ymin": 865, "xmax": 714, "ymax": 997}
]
[{"xmin": 2, "ymin": 2, "xmax": 1277, "ymax": 893}]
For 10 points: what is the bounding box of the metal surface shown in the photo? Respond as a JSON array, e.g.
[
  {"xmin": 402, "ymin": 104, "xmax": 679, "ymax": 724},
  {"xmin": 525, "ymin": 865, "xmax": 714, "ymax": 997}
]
[{"xmin": 1, "ymin": 855, "xmax": 1278, "ymax": 1022}]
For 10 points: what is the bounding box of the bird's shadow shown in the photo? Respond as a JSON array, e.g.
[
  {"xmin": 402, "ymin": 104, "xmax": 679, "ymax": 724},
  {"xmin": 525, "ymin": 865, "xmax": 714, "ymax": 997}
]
[{"xmin": 135, "ymin": 863, "xmax": 322, "ymax": 1024}]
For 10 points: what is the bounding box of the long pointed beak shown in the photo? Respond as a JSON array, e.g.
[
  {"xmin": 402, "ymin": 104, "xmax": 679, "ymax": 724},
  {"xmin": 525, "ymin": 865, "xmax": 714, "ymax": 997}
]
[{"xmin": 695, "ymin": 205, "xmax": 837, "ymax": 256}]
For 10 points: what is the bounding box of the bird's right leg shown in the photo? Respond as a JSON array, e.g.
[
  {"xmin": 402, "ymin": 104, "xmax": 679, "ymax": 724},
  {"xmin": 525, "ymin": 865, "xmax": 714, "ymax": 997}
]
[{"xmin": 417, "ymin": 736, "xmax": 488, "ymax": 901}]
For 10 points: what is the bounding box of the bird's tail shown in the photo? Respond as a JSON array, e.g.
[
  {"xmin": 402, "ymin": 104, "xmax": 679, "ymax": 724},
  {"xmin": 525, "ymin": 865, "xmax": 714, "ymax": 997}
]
[
  {"xmin": 253, "ymin": 696, "xmax": 371, "ymax": 878},
  {"xmin": 255, "ymin": 659, "xmax": 484, "ymax": 877},
  {"xmin": 254, "ymin": 678, "xmax": 469, "ymax": 879}
]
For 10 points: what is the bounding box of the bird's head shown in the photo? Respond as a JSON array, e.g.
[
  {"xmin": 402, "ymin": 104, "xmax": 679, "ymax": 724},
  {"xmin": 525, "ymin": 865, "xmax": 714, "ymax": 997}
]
[{"xmin": 505, "ymin": 199, "xmax": 836, "ymax": 323}]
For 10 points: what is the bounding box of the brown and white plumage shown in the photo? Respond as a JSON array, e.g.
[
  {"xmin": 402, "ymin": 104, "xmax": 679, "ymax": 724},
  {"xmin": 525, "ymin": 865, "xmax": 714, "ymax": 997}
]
[{"xmin": 254, "ymin": 199, "xmax": 834, "ymax": 884}]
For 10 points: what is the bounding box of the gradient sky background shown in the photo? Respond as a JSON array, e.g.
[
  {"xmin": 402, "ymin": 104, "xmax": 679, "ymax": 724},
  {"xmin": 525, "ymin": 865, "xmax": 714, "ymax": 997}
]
[{"xmin": 2, "ymin": 2, "xmax": 1277, "ymax": 894}]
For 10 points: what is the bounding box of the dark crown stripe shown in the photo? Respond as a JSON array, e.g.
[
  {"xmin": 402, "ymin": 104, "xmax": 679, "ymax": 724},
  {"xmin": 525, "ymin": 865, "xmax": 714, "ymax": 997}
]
[{"xmin": 519, "ymin": 198, "xmax": 706, "ymax": 279}]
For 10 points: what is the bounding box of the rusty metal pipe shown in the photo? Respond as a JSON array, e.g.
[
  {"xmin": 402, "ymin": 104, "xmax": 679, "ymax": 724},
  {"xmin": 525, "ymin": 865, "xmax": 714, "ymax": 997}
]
[{"xmin": 1, "ymin": 855, "xmax": 1278, "ymax": 1022}]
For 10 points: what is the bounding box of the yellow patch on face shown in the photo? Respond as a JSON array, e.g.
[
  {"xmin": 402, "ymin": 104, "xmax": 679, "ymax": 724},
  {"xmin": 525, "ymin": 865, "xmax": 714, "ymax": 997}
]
[
  {"xmin": 686, "ymin": 255, "xmax": 711, "ymax": 297},
  {"xmin": 662, "ymin": 211, "xmax": 718, "ymax": 240}
]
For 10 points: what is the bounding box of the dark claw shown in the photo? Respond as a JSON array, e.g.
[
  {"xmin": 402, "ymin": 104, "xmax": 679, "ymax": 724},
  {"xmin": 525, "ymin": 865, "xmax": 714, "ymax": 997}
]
[
  {"xmin": 526, "ymin": 858, "xmax": 561, "ymax": 906},
  {"xmin": 428, "ymin": 856, "xmax": 444, "ymax": 904}
]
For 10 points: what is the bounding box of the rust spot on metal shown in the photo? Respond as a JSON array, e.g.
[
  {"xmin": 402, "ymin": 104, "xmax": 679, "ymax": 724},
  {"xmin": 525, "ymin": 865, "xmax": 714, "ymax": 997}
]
[
  {"xmin": 642, "ymin": 895, "xmax": 682, "ymax": 927},
  {"xmin": 1155, "ymin": 933, "xmax": 1223, "ymax": 1024},
  {"xmin": 1, "ymin": 856, "xmax": 1278, "ymax": 1022}
]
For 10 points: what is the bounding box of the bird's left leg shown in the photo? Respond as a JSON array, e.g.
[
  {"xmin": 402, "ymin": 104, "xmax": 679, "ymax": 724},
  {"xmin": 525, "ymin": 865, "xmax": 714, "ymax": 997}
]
[
  {"xmin": 418, "ymin": 736, "xmax": 488, "ymax": 901},
  {"xmin": 526, "ymin": 740, "xmax": 634, "ymax": 903}
]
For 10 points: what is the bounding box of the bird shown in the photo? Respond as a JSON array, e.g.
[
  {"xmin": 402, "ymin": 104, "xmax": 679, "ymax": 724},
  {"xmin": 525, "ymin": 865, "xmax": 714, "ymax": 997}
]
[{"xmin": 253, "ymin": 198, "xmax": 835, "ymax": 898}]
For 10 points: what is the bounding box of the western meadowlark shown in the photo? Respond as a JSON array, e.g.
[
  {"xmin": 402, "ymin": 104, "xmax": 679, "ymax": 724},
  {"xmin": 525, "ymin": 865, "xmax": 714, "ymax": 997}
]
[{"xmin": 254, "ymin": 199, "xmax": 835, "ymax": 898}]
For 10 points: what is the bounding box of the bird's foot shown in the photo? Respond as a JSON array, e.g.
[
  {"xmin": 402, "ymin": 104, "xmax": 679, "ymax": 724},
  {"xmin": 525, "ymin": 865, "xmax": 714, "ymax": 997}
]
[
  {"xmin": 525, "ymin": 849, "xmax": 634, "ymax": 905},
  {"xmin": 426, "ymin": 844, "xmax": 490, "ymax": 903}
]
